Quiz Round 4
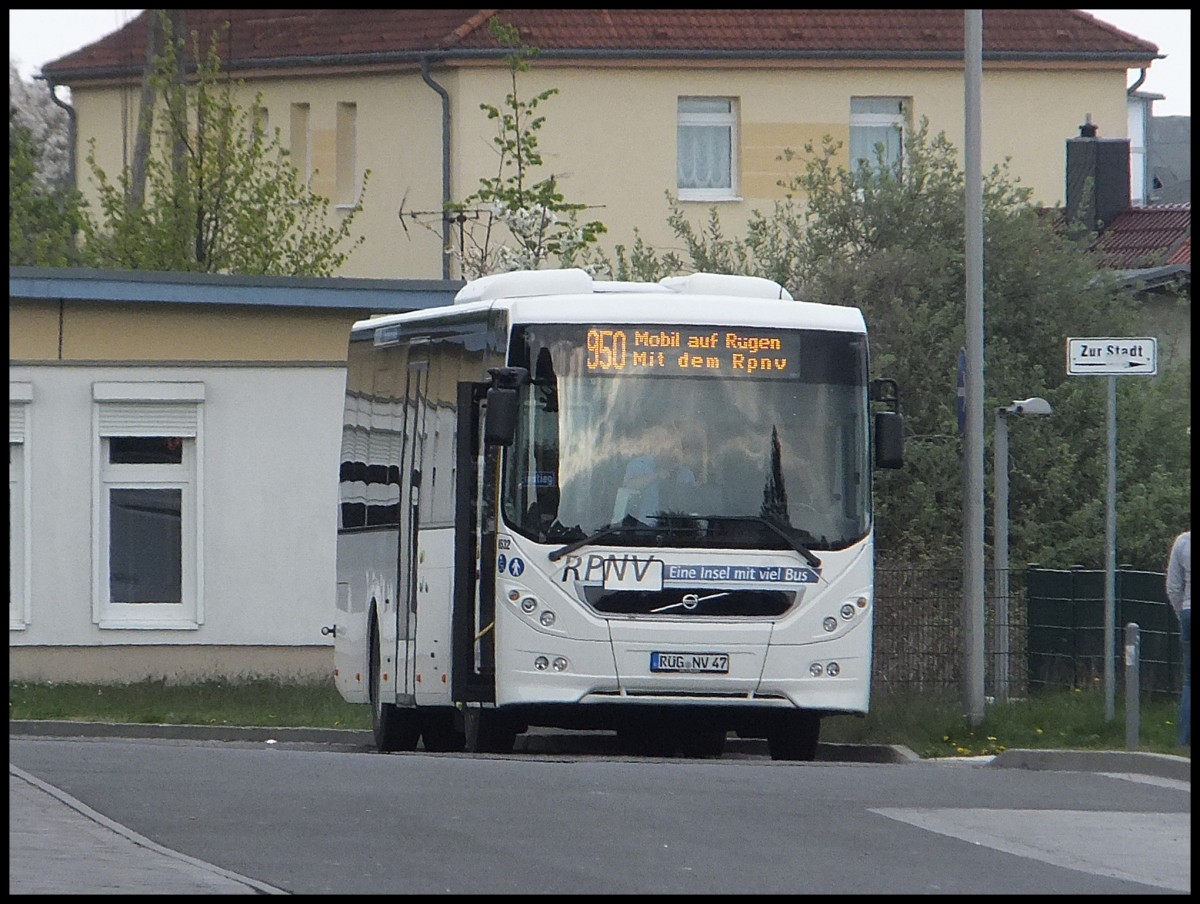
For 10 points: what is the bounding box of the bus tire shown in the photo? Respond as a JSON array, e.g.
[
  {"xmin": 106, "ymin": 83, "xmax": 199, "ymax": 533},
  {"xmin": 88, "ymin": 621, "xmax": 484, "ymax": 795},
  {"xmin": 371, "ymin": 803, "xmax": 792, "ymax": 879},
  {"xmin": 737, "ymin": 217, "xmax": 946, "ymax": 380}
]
[
  {"xmin": 463, "ymin": 707, "xmax": 517, "ymax": 754},
  {"xmin": 419, "ymin": 708, "xmax": 466, "ymax": 752},
  {"xmin": 767, "ymin": 712, "xmax": 821, "ymax": 761},
  {"xmin": 369, "ymin": 622, "xmax": 420, "ymax": 753}
]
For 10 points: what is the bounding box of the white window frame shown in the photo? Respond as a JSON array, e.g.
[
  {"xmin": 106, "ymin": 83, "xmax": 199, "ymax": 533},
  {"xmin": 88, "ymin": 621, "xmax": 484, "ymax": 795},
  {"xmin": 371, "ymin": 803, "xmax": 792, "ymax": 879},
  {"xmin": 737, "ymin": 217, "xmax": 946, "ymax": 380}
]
[
  {"xmin": 677, "ymin": 96, "xmax": 740, "ymax": 202},
  {"xmin": 849, "ymin": 97, "xmax": 908, "ymax": 174},
  {"xmin": 92, "ymin": 382, "xmax": 205, "ymax": 630},
  {"xmin": 10, "ymin": 382, "xmax": 33, "ymax": 631}
]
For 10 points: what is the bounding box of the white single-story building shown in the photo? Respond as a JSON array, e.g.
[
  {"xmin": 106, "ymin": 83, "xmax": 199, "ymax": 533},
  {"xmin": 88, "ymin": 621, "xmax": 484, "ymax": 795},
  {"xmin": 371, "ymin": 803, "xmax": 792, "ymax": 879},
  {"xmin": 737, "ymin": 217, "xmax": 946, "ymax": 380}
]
[{"xmin": 9, "ymin": 267, "xmax": 460, "ymax": 683}]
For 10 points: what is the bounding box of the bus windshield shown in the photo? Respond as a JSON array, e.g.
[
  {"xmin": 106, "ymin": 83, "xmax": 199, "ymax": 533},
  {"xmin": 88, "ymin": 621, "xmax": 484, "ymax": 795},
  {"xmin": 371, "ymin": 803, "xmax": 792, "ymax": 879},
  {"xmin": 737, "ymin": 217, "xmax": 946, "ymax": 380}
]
[{"xmin": 502, "ymin": 323, "xmax": 871, "ymax": 552}]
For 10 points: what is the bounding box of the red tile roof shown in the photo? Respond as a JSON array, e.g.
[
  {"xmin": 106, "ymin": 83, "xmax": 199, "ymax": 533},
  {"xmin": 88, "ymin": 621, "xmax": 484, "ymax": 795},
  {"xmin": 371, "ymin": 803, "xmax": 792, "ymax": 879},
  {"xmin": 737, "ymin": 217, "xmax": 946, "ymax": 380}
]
[
  {"xmin": 1167, "ymin": 234, "xmax": 1190, "ymax": 267},
  {"xmin": 1091, "ymin": 203, "xmax": 1192, "ymax": 269},
  {"xmin": 40, "ymin": 9, "xmax": 1159, "ymax": 79}
]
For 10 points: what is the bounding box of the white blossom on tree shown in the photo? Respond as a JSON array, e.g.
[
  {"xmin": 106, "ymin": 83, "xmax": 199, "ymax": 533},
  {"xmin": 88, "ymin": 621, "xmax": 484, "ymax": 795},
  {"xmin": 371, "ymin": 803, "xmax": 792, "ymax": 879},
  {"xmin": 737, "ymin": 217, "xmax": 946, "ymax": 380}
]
[{"xmin": 9, "ymin": 62, "xmax": 71, "ymax": 188}]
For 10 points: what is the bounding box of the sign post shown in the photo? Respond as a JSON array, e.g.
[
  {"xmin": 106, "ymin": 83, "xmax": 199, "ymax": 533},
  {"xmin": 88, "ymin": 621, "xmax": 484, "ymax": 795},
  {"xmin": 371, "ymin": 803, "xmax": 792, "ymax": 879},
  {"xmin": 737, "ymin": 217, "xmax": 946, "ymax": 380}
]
[{"xmin": 1066, "ymin": 337, "xmax": 1157, "ymax": 721}]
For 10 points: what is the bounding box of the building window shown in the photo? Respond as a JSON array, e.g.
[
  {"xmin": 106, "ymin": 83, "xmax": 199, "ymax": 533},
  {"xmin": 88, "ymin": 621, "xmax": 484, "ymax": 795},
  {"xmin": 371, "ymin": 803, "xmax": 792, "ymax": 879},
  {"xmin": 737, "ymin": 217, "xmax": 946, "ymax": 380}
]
[
  {"xmin": 10, "ymin": 382, "xmax": 32, "ymax": 631},
  {"xmin": 92, "ymin": 382, "xmax": 204, "ymax": 630},
  {"xmin": 677, "ymin": 97, "xmax": 738, "ymax": 201},
  {"xmin": 290, "ymin": 102, "xmax": 312, "ymax": 187},
  {"xmin": 336, "ymin": 101, "xmax": 358, "ymax": 208},
  {"xmin": 850, "ymin": 97, "xmax": 908, "ymax": 174}
]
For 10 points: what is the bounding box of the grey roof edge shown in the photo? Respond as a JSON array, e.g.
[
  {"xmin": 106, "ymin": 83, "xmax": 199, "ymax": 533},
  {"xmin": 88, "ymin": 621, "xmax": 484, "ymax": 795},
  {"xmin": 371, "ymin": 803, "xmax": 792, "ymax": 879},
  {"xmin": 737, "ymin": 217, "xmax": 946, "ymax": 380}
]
[
  {"xmin": 1111, "ymin": 264, "xmax": 1191, "ymax": 288},
  {"xmin": 9, "ymin": 266, "xmax": 464, "ymax": 312}
]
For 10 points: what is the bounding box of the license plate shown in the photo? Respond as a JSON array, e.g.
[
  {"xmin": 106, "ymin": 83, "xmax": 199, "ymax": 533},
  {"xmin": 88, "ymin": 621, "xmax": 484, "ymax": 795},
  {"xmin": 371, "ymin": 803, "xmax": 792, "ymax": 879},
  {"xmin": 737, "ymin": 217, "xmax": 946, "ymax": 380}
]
[{"xmin": 650, "ymin": 652, "xmax": 729, "ymax": 673}]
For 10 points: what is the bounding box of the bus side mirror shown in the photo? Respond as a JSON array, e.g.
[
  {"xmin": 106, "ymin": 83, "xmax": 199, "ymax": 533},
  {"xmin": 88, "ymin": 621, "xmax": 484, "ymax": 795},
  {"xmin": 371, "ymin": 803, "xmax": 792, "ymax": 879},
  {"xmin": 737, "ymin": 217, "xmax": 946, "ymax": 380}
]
[
  {"xmin": 484, "ymin": 367, "xmax": 529, "ymax": 447},
  {"xmin": 875, "ymin": 411, "xmax": 905, "ymax": 469}
]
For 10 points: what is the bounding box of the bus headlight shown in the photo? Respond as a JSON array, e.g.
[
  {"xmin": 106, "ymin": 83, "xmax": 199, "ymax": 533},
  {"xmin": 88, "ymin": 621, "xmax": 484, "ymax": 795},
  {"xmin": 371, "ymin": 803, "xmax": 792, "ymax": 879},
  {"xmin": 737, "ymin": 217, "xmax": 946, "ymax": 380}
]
[
  {"xmin": 840, "ymin": 603, "xmax": 856, "ymax": 619},
  {"xmin": 823, "ymin": 616, "xmax": 838, "ymax": 632},
  {"xmin": 810, "ymin": 662, "xmax": 824, "ymax": 677},
  {"xmin": 534, "ymin": 656, "xmax": 549, "ymax": 670},
  {"xmin": 826, "ymin": 662, "xmax": 840, "ymax": 677},
  {"xmin": 539, "ymin": 610, "xmax": 556, "ymax": 627},
  {"xmin": 552, "ymin": 657, "xmax": 568, "ymax": 672},
  {"xmin": 520, "ymin": 597, "xmax": 537, "ymax": 613}
]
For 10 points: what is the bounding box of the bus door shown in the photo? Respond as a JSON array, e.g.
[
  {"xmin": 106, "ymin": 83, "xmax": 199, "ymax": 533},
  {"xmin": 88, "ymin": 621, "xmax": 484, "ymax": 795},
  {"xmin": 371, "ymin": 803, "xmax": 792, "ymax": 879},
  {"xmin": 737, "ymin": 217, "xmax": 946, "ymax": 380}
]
[
  {"xmin": 452, "ymin": 380, "xmax": 498, "ymax": 702},
  {"xmin": 397, "ymin": 349, "xmax": 429, "ymax": 697}
]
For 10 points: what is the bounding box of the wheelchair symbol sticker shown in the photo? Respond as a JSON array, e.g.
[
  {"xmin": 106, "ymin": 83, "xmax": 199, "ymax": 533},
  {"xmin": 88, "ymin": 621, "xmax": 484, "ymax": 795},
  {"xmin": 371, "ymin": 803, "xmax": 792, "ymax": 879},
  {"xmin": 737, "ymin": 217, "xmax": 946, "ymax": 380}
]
[
  {"xmin": 497, "ymin": 554, "xmax": 507, "ymax": 574},
  {"xmin": 508, "ymin": 557, "xmax": 525, "ymax": 577}
]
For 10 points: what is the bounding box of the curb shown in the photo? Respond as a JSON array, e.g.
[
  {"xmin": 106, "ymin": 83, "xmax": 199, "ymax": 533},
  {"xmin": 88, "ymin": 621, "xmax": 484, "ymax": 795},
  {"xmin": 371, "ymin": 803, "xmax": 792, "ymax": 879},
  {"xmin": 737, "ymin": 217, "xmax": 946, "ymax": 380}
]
[
  {"xmin": 9, "ymin": 720, "xmax": 907, "ymax": 762},
  {"xmin": 9, "ymin": 719, "xmax": 374, "ymax": 746},
  {"xmin": 11, "ymin": 722, "xmax": 1187, "ymax": 777},
  {"xmin": 990, "ymin": 748, "xmax": 1191, "ymax": 782},
  {"xmin": 9, "ymin": 763, "xmax": 289, "ymax": 895}
]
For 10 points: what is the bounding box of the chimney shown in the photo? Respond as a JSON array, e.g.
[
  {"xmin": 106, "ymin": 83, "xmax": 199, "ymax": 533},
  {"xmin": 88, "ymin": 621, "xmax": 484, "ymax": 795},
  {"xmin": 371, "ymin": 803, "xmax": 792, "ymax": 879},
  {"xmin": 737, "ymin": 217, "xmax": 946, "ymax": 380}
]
[{"xmin": 1065, "ymin": 115, "xmax": 1131, "ymax": 233}]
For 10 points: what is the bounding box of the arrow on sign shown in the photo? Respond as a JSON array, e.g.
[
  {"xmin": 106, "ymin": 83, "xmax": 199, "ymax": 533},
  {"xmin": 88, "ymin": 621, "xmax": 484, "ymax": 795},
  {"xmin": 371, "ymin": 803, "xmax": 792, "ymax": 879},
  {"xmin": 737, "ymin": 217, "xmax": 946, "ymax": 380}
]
[{"xmin": 1072, "ymin": 360, "xmax": 1154, "ymax": 369}]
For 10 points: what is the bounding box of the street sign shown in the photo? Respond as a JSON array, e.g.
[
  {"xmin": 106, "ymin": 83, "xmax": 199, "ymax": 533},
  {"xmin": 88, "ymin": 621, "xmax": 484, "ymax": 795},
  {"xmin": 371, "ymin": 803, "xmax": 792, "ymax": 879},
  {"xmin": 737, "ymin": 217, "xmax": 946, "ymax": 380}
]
[
  {"xmin": 1066, "ymin": 337, "xmax": 1156, "ymax": 718},
  {"xmin": 1067, "ymin": 337, "xmax": 1157, "ymax": 375}
]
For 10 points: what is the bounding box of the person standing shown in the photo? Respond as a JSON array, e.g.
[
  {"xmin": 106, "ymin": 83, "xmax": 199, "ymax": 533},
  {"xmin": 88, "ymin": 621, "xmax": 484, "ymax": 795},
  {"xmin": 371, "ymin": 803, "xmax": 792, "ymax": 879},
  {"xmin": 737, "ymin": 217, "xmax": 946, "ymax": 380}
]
[{"xmin": 1165, "ymin": 530, "xmax": 1190, "ymax": 747}]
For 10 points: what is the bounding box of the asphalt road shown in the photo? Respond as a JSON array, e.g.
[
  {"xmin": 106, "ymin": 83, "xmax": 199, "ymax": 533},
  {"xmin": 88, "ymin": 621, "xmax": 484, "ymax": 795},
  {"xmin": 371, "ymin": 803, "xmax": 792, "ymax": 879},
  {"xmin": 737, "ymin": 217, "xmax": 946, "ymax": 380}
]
[{"xmin": 8, "ymin": 723, "xmax": 1191, "ymax": 895}]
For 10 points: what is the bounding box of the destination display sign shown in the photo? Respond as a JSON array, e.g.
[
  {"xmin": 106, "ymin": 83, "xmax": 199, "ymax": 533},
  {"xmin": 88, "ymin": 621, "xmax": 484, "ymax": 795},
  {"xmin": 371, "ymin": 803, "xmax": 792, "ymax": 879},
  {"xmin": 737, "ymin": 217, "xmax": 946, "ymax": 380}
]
[{"xmin": 582, "ymin": 325, "xmax": 800, "ymax": 378}]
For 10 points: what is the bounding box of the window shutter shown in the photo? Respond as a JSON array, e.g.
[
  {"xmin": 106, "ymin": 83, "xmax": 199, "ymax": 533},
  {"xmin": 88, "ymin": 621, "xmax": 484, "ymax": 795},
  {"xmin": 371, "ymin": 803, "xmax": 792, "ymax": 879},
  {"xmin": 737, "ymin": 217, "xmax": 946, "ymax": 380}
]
[
  {"xmin": 97, "ymin": 402, "xmax": 200, "ymax": 437},
  {"xmin": 10, "ymin": 404, "xmax": 27, "ymax": 444},
  {"xmin": 9, "ymin": 382, "xmax": 32, "ymax": 443},
  {"xmin": 93, "ymin": 382, "xmax": 204, "ymax": 437}
]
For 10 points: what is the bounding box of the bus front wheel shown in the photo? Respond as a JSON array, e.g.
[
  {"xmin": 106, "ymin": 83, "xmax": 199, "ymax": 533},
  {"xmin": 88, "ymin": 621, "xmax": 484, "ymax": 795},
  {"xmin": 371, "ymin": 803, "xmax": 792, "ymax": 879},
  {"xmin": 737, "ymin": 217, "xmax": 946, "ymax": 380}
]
[
  {"xmin": 420, "ymin": 708, "xmax": 466, "ymax": 752},
  {"xmin": 463, "ymin": 707, "xmax": 517, "ymax": 754},
  {"xmin": 767, "ymin": 712, "xmax": 821, "ymax": 761}
]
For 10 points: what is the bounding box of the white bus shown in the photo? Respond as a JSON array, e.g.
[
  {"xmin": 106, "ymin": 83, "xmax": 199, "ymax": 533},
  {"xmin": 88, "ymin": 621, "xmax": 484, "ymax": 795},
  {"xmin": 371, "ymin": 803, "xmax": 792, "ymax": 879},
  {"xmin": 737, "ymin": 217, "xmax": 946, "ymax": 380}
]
[{"xmin": 332, "ymin": 268, "xmax": 903, "ymax": 759}]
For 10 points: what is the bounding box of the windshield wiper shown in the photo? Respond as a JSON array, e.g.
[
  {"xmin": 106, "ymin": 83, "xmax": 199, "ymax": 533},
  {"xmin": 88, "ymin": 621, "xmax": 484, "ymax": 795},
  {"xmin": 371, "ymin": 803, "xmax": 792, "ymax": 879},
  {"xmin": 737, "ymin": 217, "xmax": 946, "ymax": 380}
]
[
  {"xmin": 548, "ymin": 515, "xmax": 821, "ymax": 568},
  {"xmin": 548, "ymin": 520, "xmax": 645, "ymax": 562},
  {"xmin": 706, "ymin": 516, "xmax": 822, "ymax": 568}
]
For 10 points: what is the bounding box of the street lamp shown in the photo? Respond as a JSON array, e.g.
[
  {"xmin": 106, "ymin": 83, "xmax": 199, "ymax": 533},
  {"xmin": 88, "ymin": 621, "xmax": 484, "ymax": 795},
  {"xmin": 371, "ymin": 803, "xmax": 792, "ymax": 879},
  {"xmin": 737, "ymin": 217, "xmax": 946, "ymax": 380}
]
[{"xmin": 994, "ymin": 396, "xmax": 1053, "ymax": 703}]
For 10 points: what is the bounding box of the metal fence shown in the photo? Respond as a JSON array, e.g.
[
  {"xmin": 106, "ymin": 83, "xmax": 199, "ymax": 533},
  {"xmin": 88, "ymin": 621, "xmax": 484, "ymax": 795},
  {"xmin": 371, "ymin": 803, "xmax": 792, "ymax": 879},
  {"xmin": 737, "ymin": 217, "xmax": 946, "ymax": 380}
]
[
  {"xmin": 871, "ymin": 565, "xmax": 1182, "ymax": 700},
  {"xmin": 1023, "ymin": 566, "xmax": 1183, "ymax": 698}
]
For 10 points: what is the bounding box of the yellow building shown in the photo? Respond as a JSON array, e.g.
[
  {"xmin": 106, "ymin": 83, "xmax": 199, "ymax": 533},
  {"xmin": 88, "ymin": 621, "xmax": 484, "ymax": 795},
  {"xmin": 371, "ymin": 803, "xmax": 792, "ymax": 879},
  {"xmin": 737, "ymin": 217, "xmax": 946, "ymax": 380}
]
[{"xmin": 41, "ymin": 9, "xmax": 1159, "ymax": 280}]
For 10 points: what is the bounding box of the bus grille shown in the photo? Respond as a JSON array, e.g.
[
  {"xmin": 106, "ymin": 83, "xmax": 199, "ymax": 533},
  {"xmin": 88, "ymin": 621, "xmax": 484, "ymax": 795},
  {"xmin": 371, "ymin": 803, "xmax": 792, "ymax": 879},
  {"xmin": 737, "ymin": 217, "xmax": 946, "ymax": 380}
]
[{"xmin": 583, "ymin": 588, "xmax": 793, "ymax": 617}]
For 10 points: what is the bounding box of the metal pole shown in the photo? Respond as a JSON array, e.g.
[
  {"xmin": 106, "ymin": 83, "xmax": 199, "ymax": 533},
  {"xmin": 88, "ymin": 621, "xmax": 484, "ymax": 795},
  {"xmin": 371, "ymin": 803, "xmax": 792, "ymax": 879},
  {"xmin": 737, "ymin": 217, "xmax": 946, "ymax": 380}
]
[
  {"xmin": 993, "ymin": 410, "xmax": 1010, "ymax": 703},
  {"xmin": 962, "ymin": 9, "xmax": 986, "ymax": 724},
  {"xmin": 1104, "ymin": 375, "xmax": 1117, "ymax": 721},
  {"xmin": 1124, "ymin": 622, "xmax": 1139, "ymax": 749}
]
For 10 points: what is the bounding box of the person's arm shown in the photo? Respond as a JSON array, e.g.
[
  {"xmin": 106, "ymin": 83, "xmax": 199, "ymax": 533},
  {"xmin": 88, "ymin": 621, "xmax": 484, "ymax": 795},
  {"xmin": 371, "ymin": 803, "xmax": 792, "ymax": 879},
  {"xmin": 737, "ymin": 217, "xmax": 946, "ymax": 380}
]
[{"xmin": 1166, "ymin": 534, "xmax": 1186, "ymax": 613}]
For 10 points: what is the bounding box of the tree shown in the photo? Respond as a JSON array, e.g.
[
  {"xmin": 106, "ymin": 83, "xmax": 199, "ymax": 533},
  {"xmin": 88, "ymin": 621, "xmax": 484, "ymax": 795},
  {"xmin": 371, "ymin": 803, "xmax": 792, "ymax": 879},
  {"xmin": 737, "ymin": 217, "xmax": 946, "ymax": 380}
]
[
  {"xmin": 9, "ymin": 62, "xmax": 82, "ymax": 266},
  {"xmin": 8, "ymin": 62, "xmax": 71, "ymax": 185},
  {"xmin": 403, "ymin": 17, "xmax": 606, "ymax": 278},
  {"xmin": 79, "ymin": 12, "xmax": 369, "ymax": 276},
  {"xmin": 647, "ymin": 121, "xmax": 1190, "ymax": 570}
]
